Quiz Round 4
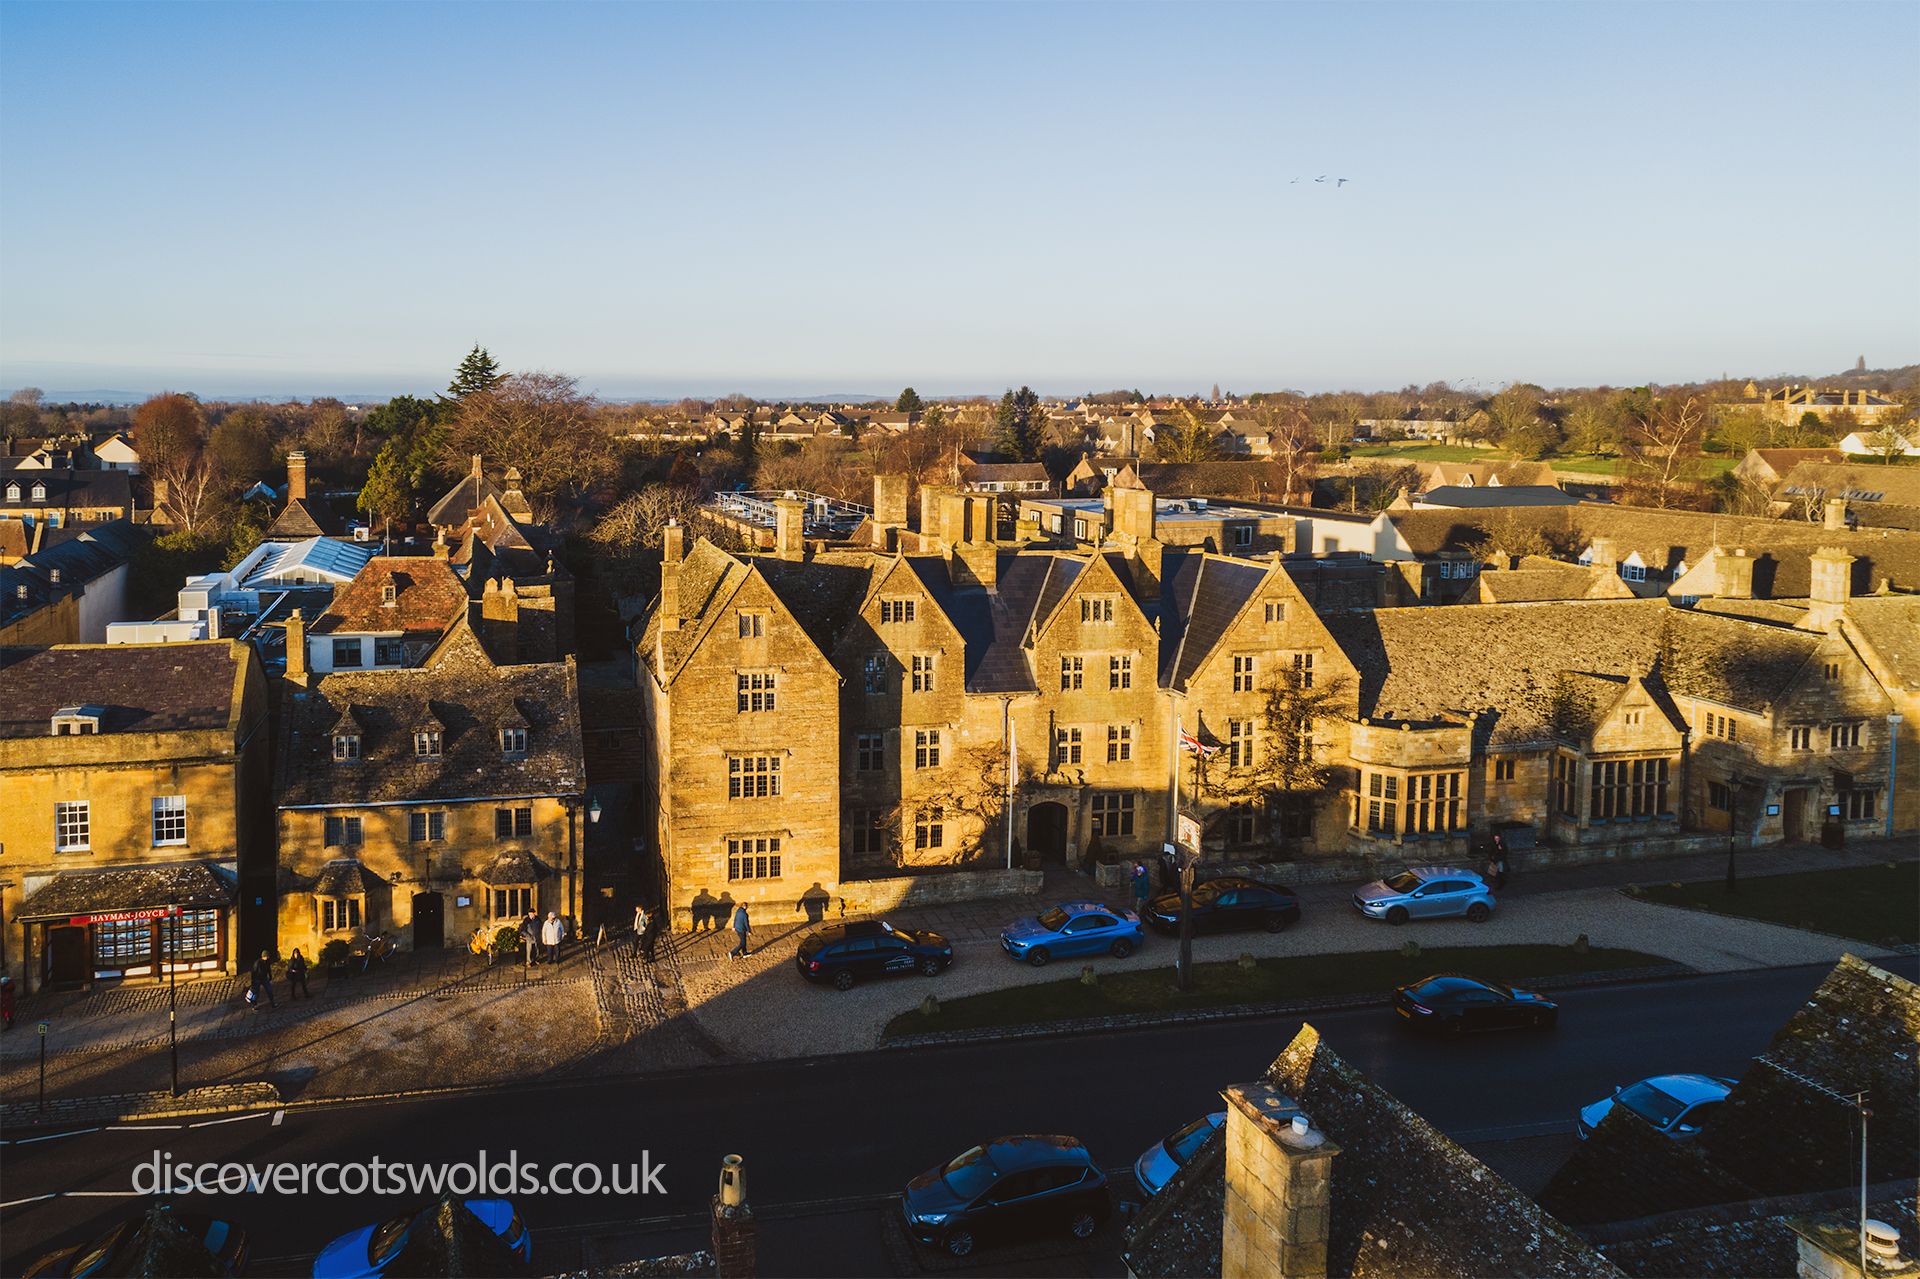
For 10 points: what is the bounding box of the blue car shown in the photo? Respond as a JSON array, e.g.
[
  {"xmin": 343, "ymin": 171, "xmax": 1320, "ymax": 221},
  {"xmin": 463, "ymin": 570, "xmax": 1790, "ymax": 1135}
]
[
  {"xmin": 1000, "ymin": 900, "xmax": 1144, "ymax": 966},
  {"xmin": 1133, "ymin": 1111, "xmax": 1227, "ymax": 1196},
  {"xmin": 314, "ymin": 1198, "xmax": 528, "ymax": 1278}
]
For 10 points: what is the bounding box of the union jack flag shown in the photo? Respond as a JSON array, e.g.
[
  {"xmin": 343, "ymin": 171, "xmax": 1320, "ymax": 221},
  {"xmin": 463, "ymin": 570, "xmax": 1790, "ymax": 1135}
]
[{"xmin": 1179, "ymin": 724, "xmax": 1220, "ymax": 757}]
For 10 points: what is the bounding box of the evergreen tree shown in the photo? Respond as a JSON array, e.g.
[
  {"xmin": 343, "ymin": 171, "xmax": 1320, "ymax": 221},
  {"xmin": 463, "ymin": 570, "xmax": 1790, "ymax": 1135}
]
[
  {"xmin": 993, "ymin": 385, "xmax": 1044, "ymax": 461},
  {"xmin": 447, "ymin": 346, "xmax": 504, "ymax": 399},
  {"xmin": 896, "ymin": 387, "xmax": 924, "ymax": 413}
]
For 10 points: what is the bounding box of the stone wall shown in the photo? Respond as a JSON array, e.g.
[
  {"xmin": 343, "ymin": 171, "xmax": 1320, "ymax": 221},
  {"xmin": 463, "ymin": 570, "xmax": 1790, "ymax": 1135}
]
[{"xmin": 834, "ymin": 867, "xmax": 1042, "ymax": 917}]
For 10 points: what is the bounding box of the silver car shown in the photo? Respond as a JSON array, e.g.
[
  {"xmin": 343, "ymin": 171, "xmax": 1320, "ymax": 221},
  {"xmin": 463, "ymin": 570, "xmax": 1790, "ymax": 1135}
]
[{"xmin": 1352, "ymin": 866, "xmax": 1497, "ymax": 925}]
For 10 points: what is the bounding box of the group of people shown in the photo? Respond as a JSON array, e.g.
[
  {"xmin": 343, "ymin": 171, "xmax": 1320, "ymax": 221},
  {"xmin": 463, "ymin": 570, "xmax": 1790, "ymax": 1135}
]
[
  {"xmin": 246, "ymin": 948, "xmax": 310, "ymax": 1009},
  {"xmin": 520, "ymin": 911, "xmax": 570, "ymax": 966}
]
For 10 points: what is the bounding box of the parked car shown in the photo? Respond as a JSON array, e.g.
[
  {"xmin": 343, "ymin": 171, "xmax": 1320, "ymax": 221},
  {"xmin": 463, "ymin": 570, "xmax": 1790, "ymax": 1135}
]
[
  {"xmin": 314, "ymin": 1198, "xmax": 528, "ymax": 1279},
  {"xmin": 1392, "ymin": 973, "xmax": 1558, "ymax": 1034},
  {"xmin": 25, "ymin": 1211, "xmax": 247, "ymax": 1278},
  {"xmin": 1133, "ymin": 1110, "xmax": 1227, "ymax": 1196},
  {"xmin": 902, "ymin": 1135, "xmax": 1110, "ymax": 1258},
  {"xmin": 1001, "ymin": 901, "xmax": 1144, "ymax": 965},
  {"xmin": 1142, "ymin": 876, "xmax": 1301, "ymax": 935},
  {"xmin": 1353, "ymin": 866, "xmax": 1497, "ymax": 925},
  {"xmin": 1577, "ymin": 1074, "xmax": 1736, "ymax": 1140},
  {"xmin": 796, "ymin": 919, "xmax": 953, "ymax": 991}
]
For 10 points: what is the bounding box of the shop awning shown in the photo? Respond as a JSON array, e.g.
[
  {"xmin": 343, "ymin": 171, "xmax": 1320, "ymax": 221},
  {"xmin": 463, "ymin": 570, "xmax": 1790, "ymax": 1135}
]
[{"xmin": 17, "ymin": 862, "xmax": 235, "ymax": 922}]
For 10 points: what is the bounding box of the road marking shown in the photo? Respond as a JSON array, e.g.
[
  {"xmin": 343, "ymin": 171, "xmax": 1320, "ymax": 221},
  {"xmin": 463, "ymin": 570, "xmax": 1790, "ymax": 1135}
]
[
  {"xmin": 0, "ymin": 1193, "xmax": 57, "ymax": 1210},
  {"xmin": 272, "ymin": 1109, "xmax": 285, "ymax": 1126},
  {"xmin": 66, "ymin": 1191, "xmax": 140, "ymax": 1198},
  {"xmin": 107, "ymin": 1123, "xmax": 183, "ymax": 1131},
  {"xmin": 188, "ymin": 1111, "xmax": 269, "ymax": 1128},
  {"xmin": 13, "ymin": 1127, "xmax": 99, "ymax": 1145}
]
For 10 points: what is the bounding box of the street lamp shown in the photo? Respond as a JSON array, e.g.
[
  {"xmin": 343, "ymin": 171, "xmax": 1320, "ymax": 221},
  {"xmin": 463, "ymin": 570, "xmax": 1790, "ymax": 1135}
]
[
  {"xmin": 168, "ymin": 903, "xmax": 180, "ymax": 1097},
  {"xmin": 588, "ymin": 797, "xmax": 602, "ymax": 824},
  {"xmin": 1725, "ymin": 777, "xmax": 1743, "ymax": 894}
]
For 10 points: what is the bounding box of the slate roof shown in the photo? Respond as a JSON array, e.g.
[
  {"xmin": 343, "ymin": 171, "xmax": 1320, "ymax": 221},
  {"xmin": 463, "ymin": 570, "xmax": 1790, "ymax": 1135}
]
[
  {"xmin": 312, "ymin": 859, "xmax": 370, "ymax": 897},
  {"xmin": 1124, "ymin": 1024, "xmax": 1617, "ymax": 1278},
  {"xmin": 0, "ymin": 520, "xmax": 146, "ymax": 624},
  {"xmin": 1418, "ymin": 484, "xmax": 1579, "ymax": 508},
  {"xmin": 0, "ymin": 464, "xmax": 133, "ymax": 514},
  {"xmin": 1842, "ymin": 595, "xmax": 1920, "ymax": 688},
  {"xmin": 18, "ymin": 861, "xmax": 237, "ymax": 919},
  {"xmin": 427, "ymin": 470, "xmax": 505, "ymax": 529},
  {"xmin": 1166, "ymin": 555, "xmax": 1267, "ymax": 691},
  {"xmin": 276, "ymin": 657, "xmax": 583, "ymax": 807},
  {"xmin": 264, "ymin": 497, "xmax": 339, "ymax": 540},
  {"xmin": 308, "ymin": 557, "xmax": 469, "ymax": 637},
  {"xmin": 0, "ymin": 641, "xmax": 245, "ymax": 738},
  {"xmin": 1389, "ymin": 504, "xmax": 1920, "ymax": 596}
]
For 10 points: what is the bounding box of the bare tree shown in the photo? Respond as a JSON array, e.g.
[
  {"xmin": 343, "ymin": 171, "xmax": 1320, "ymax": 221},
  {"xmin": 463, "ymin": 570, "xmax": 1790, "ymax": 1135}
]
[
  {"xmin": 442, "ymin": 371, "xmax": 613, "ymax": 516},
  {"xmin": 881, "ymin": 740, "xmax": 1039, "ymax": 869},
  {"xmin": 153, "ymin": 451, "xmax": 222, "ymax": 532},
  {"xmin": 1861, "ymin": 423, "xmax": 1914, "ymax": 464},
  {"xmin": 1253, "ymin": 401, "xmax": 1317, "ymax": 502},
  {"xmin": 1153, "ymin": 405, "xmax": 1222, "ymax": 463},
  {"xmin": 1621, "ymin": 395, "xmax": 1708, "ymax": 508},
  {"xmin": 1194, "ymin": 666, "xmax": 1348, "ymax": 851}
]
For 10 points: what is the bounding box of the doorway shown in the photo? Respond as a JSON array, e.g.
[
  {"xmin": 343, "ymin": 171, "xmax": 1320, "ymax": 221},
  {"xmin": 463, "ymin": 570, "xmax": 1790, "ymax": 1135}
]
[
  {"xmin": 1026, "ymin": 802, "xmax": 1070, "ymax": 866},
  {"xmin": 46, "ymin": 926, "xmax": 88, "ymax": 986},
  {"xmin": 1782, "ymin": 788, "xmax": 1809, "ymax": 842},
  {"xmin": 411, "ymin": 892, "xmax": 444, "ymax": 949}
]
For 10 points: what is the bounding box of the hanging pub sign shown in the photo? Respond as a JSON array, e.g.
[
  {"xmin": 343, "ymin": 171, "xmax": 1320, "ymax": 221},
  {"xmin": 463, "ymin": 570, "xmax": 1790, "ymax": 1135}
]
[
  {"xmin": 66, "ymin": 906, "xmax": 183, "ymax": 928},
  {"xmin": 1177, "ymin": 813, "xmax": 1202, "ymax": 852}
]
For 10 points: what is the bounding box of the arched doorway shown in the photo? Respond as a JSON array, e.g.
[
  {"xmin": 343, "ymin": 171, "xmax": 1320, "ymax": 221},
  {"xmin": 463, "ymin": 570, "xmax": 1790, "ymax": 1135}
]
[
  {"xmin": 1026, "ymin": 802, "xmax": 1070, "ymax": 866},
  {"xmin": 411, "ymin": 892, "xmax": 444, "ymax": 949}
]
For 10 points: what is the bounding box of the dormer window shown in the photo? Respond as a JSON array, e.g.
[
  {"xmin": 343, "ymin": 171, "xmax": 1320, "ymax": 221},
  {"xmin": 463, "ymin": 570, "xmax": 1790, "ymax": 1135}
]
[
  {"xmin": 4, "ymin": 483, "xmax": 19, "ymax": 502},
  {"xmin": 51, "ymin": 705, "xmax": 103, "ymax": 736},
  {"xmin": 414, "ymin": 730, "xmax": 443, "ymax": 759},
  {"xmin": 381, "ymin": 582, "xmax": 398, "ymax": 606},
  {"xmin": 332, "ymin": 733, "xmax": 361, "ymax": 761},
  {"xmin": 31, "ymin": 483, "xmax": 47, "ymax": 502},
  {"xmin": 500, "ymin": 727, "xmax": 527, "ymax": 757}
]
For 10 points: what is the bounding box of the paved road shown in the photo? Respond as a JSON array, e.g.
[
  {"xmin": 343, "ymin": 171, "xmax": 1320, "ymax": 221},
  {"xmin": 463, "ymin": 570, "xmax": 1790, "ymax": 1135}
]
[{"xmin": 3, "ymin": 957, "xmax": 1910, "ymax": 1276}]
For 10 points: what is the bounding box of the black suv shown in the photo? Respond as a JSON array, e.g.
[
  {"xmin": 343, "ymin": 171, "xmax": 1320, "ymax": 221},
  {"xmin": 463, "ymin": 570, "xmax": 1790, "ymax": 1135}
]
[
  {"xmin": 795, "ymin": 920, "xmax": 953, "ymax": 990},
  {"xmin": 902, "ymin": 1135, "xmax": 1110, "ymax": 1258},
  {"xmin": 1143, "ymin": 875, "xmax": 1301, "ymax": 935}
]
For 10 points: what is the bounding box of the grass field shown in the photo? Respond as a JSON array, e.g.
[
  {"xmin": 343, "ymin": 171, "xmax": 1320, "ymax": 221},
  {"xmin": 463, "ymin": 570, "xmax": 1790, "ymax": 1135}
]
[
  {"xmin": 883, "ymin": 942, "xmax": 1668, "ymax": 1039},
  {"xmin": 1342, "ymin": 442, "xmax": 1737, "ymax": 479},
  {"xmin": 1630, "ymin": 862, "xmax": 1918, "ymax": 946}
]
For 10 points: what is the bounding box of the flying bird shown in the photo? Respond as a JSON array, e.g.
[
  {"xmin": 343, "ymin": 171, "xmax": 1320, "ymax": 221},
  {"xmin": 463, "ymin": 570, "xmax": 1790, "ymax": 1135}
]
[
  {"xmin": 1336, "ymin": 178, "xmax": 1349, "ymax": 187},
  {"xmin": 1314, "ymin": 175, "xmax": 1326, "ymax": 183}
]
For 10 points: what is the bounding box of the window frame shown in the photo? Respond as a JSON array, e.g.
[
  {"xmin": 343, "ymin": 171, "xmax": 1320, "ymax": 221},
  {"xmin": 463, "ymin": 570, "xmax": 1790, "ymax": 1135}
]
[
  {"xmin": 55, "ymin": 800, "xmax": 91, "ymax": 852},
  {"xmin": 151, "ymin": 795, "xmax": 188, "ymax": 847}
]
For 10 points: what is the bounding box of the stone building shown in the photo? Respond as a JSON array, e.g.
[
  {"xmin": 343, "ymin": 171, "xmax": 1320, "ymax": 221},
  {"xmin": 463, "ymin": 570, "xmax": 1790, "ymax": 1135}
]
[
  {"xmin": 273, "ymin": 619, "xmax": 585, "ymax": 958},
  {"xmin": 0, "ymin": 640, "xmax": 270, "ymax": 992},
  {"xmin": 426, "ymin": 456, "xmax": 576, "ymax": 662}
]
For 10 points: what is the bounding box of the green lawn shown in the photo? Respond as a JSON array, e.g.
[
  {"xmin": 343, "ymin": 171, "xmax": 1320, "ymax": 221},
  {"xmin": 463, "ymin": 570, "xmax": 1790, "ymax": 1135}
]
[
  {"xmin": 1348, "ymin": 443, "xmax": 1497, "ymax": 463},
  {"xmin": 883, "ymin": 943, "xmax": 1668, "ymax": 1039},
  {"xmin": 1630, "ymin": 862, "xmax": 1918, "ymax": 946}
]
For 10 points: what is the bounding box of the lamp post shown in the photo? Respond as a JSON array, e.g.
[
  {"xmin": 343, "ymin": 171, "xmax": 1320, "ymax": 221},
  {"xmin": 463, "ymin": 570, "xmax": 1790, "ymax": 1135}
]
[
  {"xmin": 168, "ymin": 903, "xmax": 180, "ymax": 1097},
  {"xmin": 1725, "ymin": 777, "xmax": 1741, "ymax": 894}
]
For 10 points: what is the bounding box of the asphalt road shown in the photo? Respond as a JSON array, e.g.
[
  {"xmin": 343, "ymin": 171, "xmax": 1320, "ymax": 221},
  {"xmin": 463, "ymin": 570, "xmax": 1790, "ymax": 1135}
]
[{"xmin": 4, "ymin": 957, "xmax": 1911, "ymax": 1277}]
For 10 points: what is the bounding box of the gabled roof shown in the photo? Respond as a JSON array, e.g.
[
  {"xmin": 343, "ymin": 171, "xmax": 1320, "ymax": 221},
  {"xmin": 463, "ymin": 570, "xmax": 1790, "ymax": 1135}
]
[
  {"xmin": 1841, "ymin": 595, "xmax": 1920, "ymax": 689},
  {"xmin": 1468, "ymin": 563, "xmax": 1636, "ymax": 602},
  {"xmin": 1166, "ymin": 555, "xmax": 1269, "ymax": 692},
  {"xmin": 309, "ymin": 556, "xmax": 469, "ymax": 637},
  {"xmin": 265, "ymin": 496, "xmax": 339, "ymax": 540},
  {"xmin": 0, "ymin": 465, "xmax": 133, "ymax": 512},
  {"xmin": 427, "ymin": 468, "xmax": 505, "ymax": 529},
  {"xmin": 1418, "ymin": 484, "xmax": 1578, "ymax": 509}
]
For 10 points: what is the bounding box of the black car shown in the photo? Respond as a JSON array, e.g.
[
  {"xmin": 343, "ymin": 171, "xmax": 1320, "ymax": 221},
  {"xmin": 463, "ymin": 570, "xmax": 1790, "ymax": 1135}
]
[
  {"xmin": 1392, "ymin": 973, "xmax": 1558, "ymax": 1034},
  {"xmin": 1142, "ymin": 876, "xmax": 1301, "ymax": 935},
  {"xmin": 24, "ymin": 1208, "xmax": 248, "ymax": 1278},
  {"xmin": 796, "ymin": 919, "xmax": 953, "ymax": 990},
  {"xmin": 902, "ymin": 1135, "xmax": 1110, "ymax": 1258}
]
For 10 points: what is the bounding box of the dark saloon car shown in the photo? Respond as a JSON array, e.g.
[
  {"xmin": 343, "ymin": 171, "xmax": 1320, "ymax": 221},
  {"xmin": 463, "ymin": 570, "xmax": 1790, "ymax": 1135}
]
[
  {"xmin": 902, "ymin": 1135, "xmax": 1110, "ymax": 1258},
  {"xmin": 1142, "ymin": 876, "xmax": 1300, "ymax": 935},
  {"xmin": 25, "ymin": 1209, "xmax": 247, "ymax": 1278},
  {"xmin": 796, "ymin": 919, "xmax": 953, "ymax": 990},
  {"xmin": 1392, "ymin": 973, "xmax": 1558, "ymax": 1034}
]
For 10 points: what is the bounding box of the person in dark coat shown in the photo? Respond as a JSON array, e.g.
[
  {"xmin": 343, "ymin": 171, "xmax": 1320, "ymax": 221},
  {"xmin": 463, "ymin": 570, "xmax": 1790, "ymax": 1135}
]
[
  {"xmin": 1, "ymin": 975, "xmax": 15, "ymax": 1030},
  {"xmin": 521, "ymin": 912, "xmax": 539, "ymax": 967},
  {"xmin": 1131, "ymin": 862, "xmax": 1151, "ymax": 913},
  {"xmin": 728, "ymin": 904, "xmax": 751, "ymax": 959},
  {"xmin": 249, "ymin": 952, "xmax": 277, "ymax": 1010},
  {"xmin": 286, "ymin": 948, "xmax": 310, "ymax": 1000}
]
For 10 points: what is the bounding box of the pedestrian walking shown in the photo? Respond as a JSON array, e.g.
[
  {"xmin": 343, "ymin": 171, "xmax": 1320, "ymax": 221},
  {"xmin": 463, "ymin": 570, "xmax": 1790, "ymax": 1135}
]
[
  {"xmin": 1131, "ymin": 862, "xmax": 1151, "ymax": 913},
  {"xmin": 286, "ymin": 948, "xmax": 310, "ymax": 1000},
  {"xmin": 249, "ymin": 951, "xmax": 277, "ymax": 1010},
  {"xmin": 641, "ymin": 911, "xmax": 660, "ymax": 963},
  {"xmin": 541, "ymin": 911, "xmax": 563, "ymax": 964},
  {"xmin": 729, "ymin": 903, "xmax": 751, "ymax": 959},
  {"xmin": 633, "ymin": 903, "xmax": 651, "ymax": 953},
  {"xmin": 1, "ymin": 975, "xmax": 15, "ymax": 1030},
  {"xmin": 521, "ymin": 912, "xmax": 539, "ymax": 967}
]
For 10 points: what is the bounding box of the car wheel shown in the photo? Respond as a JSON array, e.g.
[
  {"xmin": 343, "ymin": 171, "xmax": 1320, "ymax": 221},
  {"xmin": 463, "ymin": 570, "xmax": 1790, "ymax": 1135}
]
[
  {"xmin": 917, "ymin": 956, "xmax": 942, "ymax": 977},
  {"xmin": 1027, "ymin": 946, "xmax": 1051, "ymax": 968},
  {"xmin": 832, "ymin": 969, "xmax": 855, "ymax": 991},
  {"xmin": 1069, "ymin": 1211, "xmax": 1098, "ymax": 1240},
  {"xmin": 1110, "ymin": 938, "xmax": 1134, "ymax": 958},
  {"xmin": 1263, "ymin": 913, "xmax": 1288, "ymax": 933},
  {"xmin": 1386, "ymin": 906, "xmax": 1409, "ymax": 926},
  {"xmin": 944, "ymin": 1228, "xmax": 975, "ymax": 1258},
  {"xmin": 1466, "ymin": 902, "xmax": 1491, "ymax": 923}
]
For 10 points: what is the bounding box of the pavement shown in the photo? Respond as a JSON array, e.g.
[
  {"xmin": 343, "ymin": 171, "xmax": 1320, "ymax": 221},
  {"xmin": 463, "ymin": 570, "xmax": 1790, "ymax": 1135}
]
[
  {"xmin": 1, "ymin": 836, "xmax": 1909, "ymax": 1109},
  {"xmin": 5, "ymin": 958, "xmax": 1913, "ymax": 1277}
]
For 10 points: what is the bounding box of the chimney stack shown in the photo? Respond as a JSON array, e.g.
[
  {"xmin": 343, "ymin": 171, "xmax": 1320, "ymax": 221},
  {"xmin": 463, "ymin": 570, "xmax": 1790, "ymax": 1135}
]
[
  {"xmin": 660, "ymin": 519, "xmax": 684, "ymax": 632},
  {"xmin": 1804, "ymin": 545, "xmax": 1856, "ymax": 630},
  {"xmin": 1221, "ymin": 1081, "xmax": 1337, "ymax": 1279},
  {"xmin": 1717, "ymin": 547, "xmax": 1754, "ymax": 600},
  {"xmin": 285, "ymin": 608, "xmax": 308, "ymax": 684},
  {"xmin": 1586, "ymin": 536, "xmax": 1618, "ymax": 574},
  {"xmin": 872, "ymin": 473, "xmax": 910, "ymax": 534},
  {"xmin": 774, "ymin": 492, "xmax": 806, "ymax": 561},
  {"xmin": 1823, "ymin": 497, "xmax": 1850, "ymax": 531},
  {"xmin": 711, "ymin": 1154, "xmax": 756, "ymax": 1278},
  {"xmin": 287, "ymin": 451, "xmax": 308, "ymax": 503}
]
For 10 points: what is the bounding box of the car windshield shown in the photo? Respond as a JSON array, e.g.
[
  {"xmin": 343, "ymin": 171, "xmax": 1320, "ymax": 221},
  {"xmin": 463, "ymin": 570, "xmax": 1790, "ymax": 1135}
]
[
  {"xmin": 1384, "ymin": 872, "xmax": 1423, "ymax": 893},
  {"xmin": 73, "ymin": 1221, "xmax": 131, "ymax": 1274},
  {"xmin": 1037, "ymin": 907, "xmax": 1071, "ymax": 932},
  {"xmin": 941, "ymin": 1146, "xmax": 1000, "ymax": 1200},
  {"xmin": 1165, "ymin": 1116, "xmax": 1218, "ymax": 1166},
  {"xmin": 368, "ymin": 1214, "xmax": 412, "ymax": 1267},
  {"xmin": 1617, "ymin": 1082, "xmax": 1689, "ymax": 1128},
  {"xmin": 1190, "ymin": 883, "xmax": 1224, "ymax": 906}
]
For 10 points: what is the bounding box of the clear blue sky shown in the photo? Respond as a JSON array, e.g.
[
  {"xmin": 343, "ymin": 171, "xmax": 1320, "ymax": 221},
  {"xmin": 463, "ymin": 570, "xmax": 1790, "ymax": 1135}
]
[{"xmin": 2, "ymin": 0, "xmax": 1915, "ymax": 401}]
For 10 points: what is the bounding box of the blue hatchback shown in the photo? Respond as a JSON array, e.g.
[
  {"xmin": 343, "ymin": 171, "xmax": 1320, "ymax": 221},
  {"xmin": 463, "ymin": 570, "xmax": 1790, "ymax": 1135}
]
[{"xmin": 1000, "ymin": 901, "xmax": 1144, "ymax": 966}]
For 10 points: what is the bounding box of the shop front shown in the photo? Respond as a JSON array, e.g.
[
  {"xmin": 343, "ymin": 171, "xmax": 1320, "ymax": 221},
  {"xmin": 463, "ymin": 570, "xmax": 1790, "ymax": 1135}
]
[{"xmin": 16, "ymin": 862, "xmax": 236, "ymax": 993}]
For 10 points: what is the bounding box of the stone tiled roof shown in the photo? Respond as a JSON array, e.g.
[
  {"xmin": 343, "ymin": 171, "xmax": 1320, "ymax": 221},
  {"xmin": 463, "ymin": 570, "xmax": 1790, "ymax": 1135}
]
[
  {"xmin": 427, "ymin": 470, "xmax": 505, "ymax": 529},
  {"xmin": 1600, "ymin": 1194, "xmax": 1916, "ymax": 1279},
  {"xmin": 312, "ymin": 858, "xmax": 370, "ymax": 897},
  {"xmin": 277, "ymin": 657, "xmax": 583, "ymax": 807},
  {"xmin": 1125, "ymin": 1025, "xmax": 1616, "ymax": 1278},
  {"xmin": 1468, "ymin": 563, "xmax": 1635, "ymax": 603},
  {"xmin": 18, "ymin": 861, "xmax": 237, "ymax": 919},
  {"xmin": 265, "ymin": 497, "xmax": 339, "ymax": 540},
  {"xmin": 1390, "ymin": 505, "xmax": 1920, "ymax": 596},
  {"xmin": 1775, "ymin": 460, "xmax": 1920, "ymax": 510},
  {"xmin": 1843, "ymin": 595, "xmax": 1920, "ymax": 687},
  {"xmin": 480, "ymin": 848, "xmax": 554, "ymax": 884},
  {"xmin": 1133, "ymin": 461, "xmax": 1291, "ymax": 499},
  {"xmin": 0, "ymin": 640, "xmax": 245, "ymax": 738},
  {"xmin": 309, "ymin": 556, "xmax": 469, "ymax": 637},
  {"xmin": 1422, "ymin": 460, "xmax": 1560, "ymax": 488},
  {"xmin": 1419, "ymin": 484, "xmax": 1578, "ymax": 508}
]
